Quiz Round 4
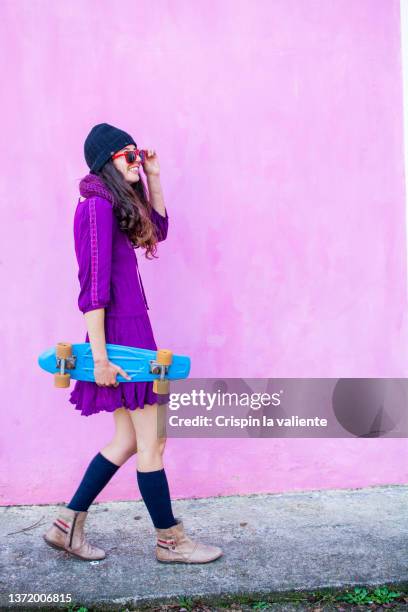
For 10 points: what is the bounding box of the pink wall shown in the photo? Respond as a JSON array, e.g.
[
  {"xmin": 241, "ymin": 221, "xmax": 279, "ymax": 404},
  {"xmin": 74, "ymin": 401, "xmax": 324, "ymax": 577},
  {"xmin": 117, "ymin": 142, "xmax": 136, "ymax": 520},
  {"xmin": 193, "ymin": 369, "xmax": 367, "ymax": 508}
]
[{"xmin": 1, "ymin": 0, "xmax": 407, "ymax": 505}]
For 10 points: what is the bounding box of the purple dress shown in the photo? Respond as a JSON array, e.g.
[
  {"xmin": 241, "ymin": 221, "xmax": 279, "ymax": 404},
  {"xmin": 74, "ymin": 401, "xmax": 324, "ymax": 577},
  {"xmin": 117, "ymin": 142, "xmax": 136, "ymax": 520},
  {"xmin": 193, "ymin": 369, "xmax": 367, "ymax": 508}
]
[{"xmin": 68, "ymin": 173, "xmax": 170, "ymax": 417}]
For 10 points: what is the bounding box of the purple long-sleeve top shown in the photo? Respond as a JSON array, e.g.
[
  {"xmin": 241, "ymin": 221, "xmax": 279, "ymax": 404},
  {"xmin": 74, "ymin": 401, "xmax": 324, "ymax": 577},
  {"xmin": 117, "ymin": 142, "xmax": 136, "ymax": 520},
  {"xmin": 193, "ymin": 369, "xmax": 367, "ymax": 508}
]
[{"xmin": 73, "ymin": 173, "xmax": 168, "ymax": 316}]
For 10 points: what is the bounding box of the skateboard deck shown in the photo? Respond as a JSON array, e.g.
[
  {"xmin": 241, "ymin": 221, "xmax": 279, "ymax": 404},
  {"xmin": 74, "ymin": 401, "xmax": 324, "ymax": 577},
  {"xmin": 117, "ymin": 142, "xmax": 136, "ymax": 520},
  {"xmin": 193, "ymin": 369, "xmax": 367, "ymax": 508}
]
[{"xmin": 38, "ymin": 342, "xmax": 191, "ymax": 394}]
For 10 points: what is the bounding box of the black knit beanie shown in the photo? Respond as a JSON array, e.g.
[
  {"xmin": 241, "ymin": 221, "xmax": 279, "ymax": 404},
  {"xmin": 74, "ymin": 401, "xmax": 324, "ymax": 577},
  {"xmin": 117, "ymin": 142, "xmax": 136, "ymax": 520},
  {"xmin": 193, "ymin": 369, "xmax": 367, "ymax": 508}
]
[{"xmin": 84, "ymin": 123, "xmax": 137, "ymax": 173}]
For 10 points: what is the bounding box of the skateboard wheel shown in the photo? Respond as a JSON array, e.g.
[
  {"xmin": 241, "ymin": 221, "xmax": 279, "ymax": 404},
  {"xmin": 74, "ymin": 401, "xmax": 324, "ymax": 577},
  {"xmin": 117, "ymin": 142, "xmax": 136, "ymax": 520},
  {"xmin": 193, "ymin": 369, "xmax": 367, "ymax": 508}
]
[
  {"xmin": 156, "ymin": 349, "xmax": 173, "ymax": 366},
  {"xmin": 54, "ymin": 373, "xmax": 71, "ymax": 388},
  {"xmin": 153, "ymin": 379, "xmax": 170, "ymax": 394},
  {"xmin": 56, "ymin": 343, "xmax": 72, "ymax": 359}
]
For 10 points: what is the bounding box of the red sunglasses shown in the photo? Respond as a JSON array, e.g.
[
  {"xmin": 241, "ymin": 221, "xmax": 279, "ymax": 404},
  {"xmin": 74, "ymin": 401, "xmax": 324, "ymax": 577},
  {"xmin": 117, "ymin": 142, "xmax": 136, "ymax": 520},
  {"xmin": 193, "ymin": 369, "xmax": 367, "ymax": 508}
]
[{"xmin": 111, "ymin": 149, "xmax": 147, "ymax": 164}]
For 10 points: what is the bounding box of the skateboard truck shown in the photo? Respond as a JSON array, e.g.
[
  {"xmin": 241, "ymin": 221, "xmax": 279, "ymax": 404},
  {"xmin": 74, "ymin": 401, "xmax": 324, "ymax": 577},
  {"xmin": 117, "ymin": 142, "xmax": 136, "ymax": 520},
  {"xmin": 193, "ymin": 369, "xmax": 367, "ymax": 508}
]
[
  {"xmin": 150, "ymin": 349, "xmax": 173, "ymax": 395},
  {"xmin": 54, "ymin": 342, "xmax": 76, "ymax": 388}
]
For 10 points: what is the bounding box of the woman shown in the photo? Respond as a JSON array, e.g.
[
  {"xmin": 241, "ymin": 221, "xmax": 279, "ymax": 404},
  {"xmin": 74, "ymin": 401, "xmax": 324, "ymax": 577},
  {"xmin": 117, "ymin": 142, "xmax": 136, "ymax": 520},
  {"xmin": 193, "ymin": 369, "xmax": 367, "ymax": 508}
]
[{"xmin": 43, "ymin": 123, "xmax": 223, "ymax": 564}]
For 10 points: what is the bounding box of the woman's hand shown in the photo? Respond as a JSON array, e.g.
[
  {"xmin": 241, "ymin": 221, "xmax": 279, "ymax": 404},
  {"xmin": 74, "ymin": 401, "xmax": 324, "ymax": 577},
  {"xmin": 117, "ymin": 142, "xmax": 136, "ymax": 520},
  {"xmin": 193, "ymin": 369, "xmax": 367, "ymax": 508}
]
[
  {"xmin": 142, "ymin": 149, "xmax": 160, "ymax": 176},
  {"xmin": 94, "ymin": 358, "xmax": 131, "ymax": 387}
]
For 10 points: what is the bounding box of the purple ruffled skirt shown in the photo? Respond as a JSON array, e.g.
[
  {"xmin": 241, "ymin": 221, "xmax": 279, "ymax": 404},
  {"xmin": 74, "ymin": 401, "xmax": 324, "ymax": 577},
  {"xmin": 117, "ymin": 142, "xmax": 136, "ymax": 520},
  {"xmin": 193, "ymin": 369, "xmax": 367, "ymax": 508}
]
[{"xmin": 69, "ymin": 311, "xmax": 169, "ymax": 417}]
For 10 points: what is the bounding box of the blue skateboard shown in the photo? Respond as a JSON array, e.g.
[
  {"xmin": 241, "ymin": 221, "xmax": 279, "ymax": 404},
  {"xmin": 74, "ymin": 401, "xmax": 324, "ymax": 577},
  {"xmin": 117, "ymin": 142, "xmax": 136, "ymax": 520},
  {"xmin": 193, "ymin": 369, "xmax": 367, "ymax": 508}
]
[{"xmin": 38, "ymin": 342, "xmax": 191, "ymax": 394}]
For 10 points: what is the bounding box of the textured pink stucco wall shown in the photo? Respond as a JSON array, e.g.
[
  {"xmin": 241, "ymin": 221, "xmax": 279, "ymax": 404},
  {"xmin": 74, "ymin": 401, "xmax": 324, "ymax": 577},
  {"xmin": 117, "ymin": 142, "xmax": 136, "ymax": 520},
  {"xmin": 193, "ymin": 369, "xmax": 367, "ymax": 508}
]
[{"xmin": 1, "ymin": 0, "xmax": 407, "ymax": 505}]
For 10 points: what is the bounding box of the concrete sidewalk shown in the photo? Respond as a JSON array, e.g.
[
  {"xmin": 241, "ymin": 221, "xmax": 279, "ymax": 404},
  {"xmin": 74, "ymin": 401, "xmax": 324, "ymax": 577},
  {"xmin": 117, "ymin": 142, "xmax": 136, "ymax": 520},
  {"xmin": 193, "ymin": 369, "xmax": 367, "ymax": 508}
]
[{"xmin": 1, "ymin": 485, "xmax": 407, "ymax": 610}]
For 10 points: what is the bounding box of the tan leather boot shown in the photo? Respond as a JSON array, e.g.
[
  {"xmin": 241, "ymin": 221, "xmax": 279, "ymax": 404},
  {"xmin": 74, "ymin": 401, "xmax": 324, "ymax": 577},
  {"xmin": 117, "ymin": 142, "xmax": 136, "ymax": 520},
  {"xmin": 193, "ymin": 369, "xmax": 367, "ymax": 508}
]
[
  {"xmin": 155, "ymin": 518, "xmax": 223, "ymax": 563},
  {"xmin": 43, "ymin": 506, "xmax": 105, "ymax": 561}
]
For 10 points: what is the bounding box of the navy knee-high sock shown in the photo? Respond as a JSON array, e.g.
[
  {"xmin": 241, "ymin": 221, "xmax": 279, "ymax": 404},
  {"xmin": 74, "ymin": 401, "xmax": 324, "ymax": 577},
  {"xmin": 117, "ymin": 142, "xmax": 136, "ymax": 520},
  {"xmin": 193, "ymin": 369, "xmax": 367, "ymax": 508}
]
[
  {"xmin": 67, "ymin": 452, "xmax": 120, "ymax": 512},
  {"xmin": 137, "ymin": 468, "xmax": 177, "ymax": 529}
]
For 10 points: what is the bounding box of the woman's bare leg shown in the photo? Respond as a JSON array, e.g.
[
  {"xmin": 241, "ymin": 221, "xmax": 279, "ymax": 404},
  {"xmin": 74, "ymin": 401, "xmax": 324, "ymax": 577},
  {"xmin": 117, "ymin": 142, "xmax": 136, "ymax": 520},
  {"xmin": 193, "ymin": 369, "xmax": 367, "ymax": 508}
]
[
  {"xmin": 100, "ymin": 407, "xmax": 139, "ymax": 466},
  {"xmin": 127, "ymin": 402, "xmax": 167, "ymax": 471},
  {"xmin": 128, "ymin": 401, "xmax": 175, "ymax": 530},
  {"xmin": 126, "ymin": 402, "xmax": 223, "ymax": 563},
  {"xmin": 43, "ymin": 407, "xmax": 137, "ymax": 559}
]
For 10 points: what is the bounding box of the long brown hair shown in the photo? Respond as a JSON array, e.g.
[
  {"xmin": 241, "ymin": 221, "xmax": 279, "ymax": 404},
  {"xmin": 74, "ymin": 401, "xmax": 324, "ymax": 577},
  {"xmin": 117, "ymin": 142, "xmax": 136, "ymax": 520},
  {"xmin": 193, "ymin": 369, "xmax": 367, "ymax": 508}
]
[{"xmin": 96, "ymin": 160, "xmax": 160, "ymax": 260}]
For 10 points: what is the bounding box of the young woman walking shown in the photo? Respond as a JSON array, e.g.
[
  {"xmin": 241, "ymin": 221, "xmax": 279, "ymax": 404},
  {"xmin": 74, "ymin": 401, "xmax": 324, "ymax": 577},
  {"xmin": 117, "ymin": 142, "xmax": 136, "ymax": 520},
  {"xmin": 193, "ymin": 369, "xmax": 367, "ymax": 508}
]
[{"xmin": 43, "ymin": 123, "xmax": 223, "ymax": 564}]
